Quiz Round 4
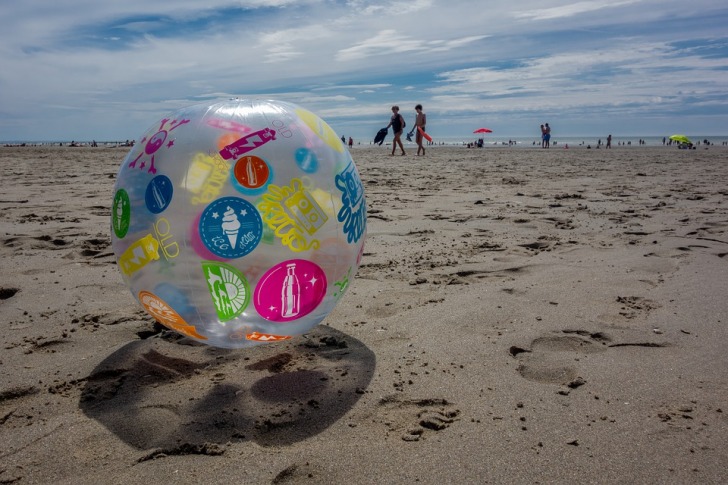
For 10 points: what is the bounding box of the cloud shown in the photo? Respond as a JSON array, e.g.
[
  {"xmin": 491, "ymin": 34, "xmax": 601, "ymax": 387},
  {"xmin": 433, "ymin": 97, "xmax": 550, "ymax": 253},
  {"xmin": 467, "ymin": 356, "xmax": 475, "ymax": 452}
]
[
  {"xmin": 431, "ymin": 38, "xmax": 728, "ymax": 121},
  {"xmin": 514, "ymin": 0, "xmax": 642, "ymax": 21},
  {"xmin": 335, "ymin": 30, "xmax": 486, "ymax": 61}
]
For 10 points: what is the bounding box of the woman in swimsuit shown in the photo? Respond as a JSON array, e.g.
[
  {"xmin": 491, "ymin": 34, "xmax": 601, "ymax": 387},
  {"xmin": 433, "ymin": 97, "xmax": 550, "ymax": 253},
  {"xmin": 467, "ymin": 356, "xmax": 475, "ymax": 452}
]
[{"xmin": 386, "ymin": 105, "xmax": 406, "ymax": 156}]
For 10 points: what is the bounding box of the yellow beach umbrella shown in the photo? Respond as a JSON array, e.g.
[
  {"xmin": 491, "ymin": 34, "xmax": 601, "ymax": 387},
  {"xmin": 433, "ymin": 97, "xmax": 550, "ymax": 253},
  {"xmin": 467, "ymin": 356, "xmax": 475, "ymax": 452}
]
[{"xmin": 669, "ymin": 134, "xmax": 691, "ymax": 144}]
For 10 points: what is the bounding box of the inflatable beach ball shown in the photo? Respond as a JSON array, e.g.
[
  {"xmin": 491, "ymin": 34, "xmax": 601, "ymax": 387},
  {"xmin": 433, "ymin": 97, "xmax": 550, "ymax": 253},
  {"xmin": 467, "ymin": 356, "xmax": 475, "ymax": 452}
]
[{"xmin": 110, "ymin": 99, "xmax": 366, "ymax": 349}]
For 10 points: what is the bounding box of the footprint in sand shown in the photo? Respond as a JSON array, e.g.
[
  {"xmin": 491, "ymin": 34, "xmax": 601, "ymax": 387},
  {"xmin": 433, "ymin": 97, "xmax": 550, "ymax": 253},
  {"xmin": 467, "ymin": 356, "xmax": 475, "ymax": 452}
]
[
  {"xmin": 511, "ymin": 329, "xmax": 671, "ymax": 387},
  {"xmin": 2, "ymin": 234, "xmax": 70, "ymax": 251},
  {"xmin": 364, "ymin": 291, "xmax": 422, "ymax": 318},
  {"xmin": 375, "ymin": 396, "xmax": 460, "ymax": 442},
  {"xmin": 510, "ymin": 330, "xmax": 611, "ymax": 386},
  {"xmin": 616, "ymin": 295, "xmax": 660, "ymax": 319}
]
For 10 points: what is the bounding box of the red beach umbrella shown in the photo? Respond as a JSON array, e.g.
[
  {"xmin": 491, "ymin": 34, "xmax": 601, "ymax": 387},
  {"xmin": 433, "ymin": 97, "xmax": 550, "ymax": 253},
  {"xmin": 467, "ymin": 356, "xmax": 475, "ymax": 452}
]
[{"xmin": 473, "ymin": 128, "xmax": 493, "ymax": 134}]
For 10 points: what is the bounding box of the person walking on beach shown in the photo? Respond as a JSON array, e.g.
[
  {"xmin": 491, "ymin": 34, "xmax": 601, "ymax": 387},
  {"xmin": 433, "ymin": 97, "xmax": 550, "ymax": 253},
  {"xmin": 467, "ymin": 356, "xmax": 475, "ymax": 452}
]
[
  {"xmin": 386, "ymin": 105, "xmax": 406, "ymax": 156},
  {"xmin": 414, "ymin": 104, "xmax": 427, "ymax": 156},
  {"xmin": 540, "ymin": 124, "xmax": 546, "ymax": 148},
  {"xmin": 606, "ymin": 134, "xmax": 612, "ymax": 149}
]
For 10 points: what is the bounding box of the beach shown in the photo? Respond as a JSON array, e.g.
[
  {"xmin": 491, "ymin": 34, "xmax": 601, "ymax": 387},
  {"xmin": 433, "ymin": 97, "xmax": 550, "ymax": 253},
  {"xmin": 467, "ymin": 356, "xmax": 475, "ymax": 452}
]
[{"xmin": 1, "ymin": 144, "xmax": 727, "ymax": 484}]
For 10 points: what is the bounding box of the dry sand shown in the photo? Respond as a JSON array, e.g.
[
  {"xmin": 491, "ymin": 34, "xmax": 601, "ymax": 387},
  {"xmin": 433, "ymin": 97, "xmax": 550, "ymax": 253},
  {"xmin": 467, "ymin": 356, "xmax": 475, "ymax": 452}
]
[{"xmin": 1, "ymin": 144, "xmax": 727, "ymax": 484}]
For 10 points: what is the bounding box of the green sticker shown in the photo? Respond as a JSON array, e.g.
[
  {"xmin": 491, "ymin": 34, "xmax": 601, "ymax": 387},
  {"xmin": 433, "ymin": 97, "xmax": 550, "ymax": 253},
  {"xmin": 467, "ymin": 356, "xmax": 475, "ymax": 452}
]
[
  {"xmin": 112, "ymin": 189, "xmax": 131, "ymax": 239},
  {"xmin": 202, "ymin": 261, "xmax": 250, "ymax": 321}
]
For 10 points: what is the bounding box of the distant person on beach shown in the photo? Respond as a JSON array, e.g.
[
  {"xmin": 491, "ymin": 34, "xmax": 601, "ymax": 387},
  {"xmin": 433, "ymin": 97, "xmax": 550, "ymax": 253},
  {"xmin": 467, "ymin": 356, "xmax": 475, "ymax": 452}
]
[
  {"xmin": 414, "ymin": 104, "xmax": 427, "ymax": 156},
  {"xmin": 543, "ymin": 123, "xmax": 551, "ymax": 148},
  {"xmin": 606, "ymin": 134, "xmax": 612, "ymax": 149},
  {"xmin": 540, "ymin": 124, "xmax": 546, "ymax": 148},
  {"xmin": 386, "ymin": 105, "xmax": 406, "ymax": 156},
  {"xmin": 348, "ymin": 137, "xmax": 353, "ymax": 148}
]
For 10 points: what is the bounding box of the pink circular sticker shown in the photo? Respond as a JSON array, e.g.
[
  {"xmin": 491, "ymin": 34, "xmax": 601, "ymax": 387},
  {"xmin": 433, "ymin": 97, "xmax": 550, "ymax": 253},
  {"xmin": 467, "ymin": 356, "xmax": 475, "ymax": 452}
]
[{"xmin": 254, "ymin": 259, "xmax": 327, "ymax": 322}]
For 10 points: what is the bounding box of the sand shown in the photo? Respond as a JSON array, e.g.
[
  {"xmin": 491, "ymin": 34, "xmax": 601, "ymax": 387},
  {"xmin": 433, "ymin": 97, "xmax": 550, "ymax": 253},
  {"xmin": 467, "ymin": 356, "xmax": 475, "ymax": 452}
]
[{"xmin": 1, "ymin": 144, "xmax": 727, "ymax": 484}]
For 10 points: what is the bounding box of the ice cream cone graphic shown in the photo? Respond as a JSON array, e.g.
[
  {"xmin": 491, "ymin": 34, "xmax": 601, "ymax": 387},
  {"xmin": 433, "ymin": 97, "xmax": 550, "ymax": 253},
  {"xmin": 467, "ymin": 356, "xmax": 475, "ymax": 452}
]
[{"xmin": 221, "ymin": 206, "xmax": 241, "ymax": 249}]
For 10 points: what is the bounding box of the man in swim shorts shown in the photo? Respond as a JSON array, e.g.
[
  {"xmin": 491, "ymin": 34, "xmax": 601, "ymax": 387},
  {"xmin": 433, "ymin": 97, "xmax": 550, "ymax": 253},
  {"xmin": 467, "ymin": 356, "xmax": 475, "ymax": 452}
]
[
  {"xmin": 414, "ymin": 104, "xmax": 427, "ymax": 156},
  {"xmin": 544, "ymin": 123, "xmax": 551, "ymax": 148}
]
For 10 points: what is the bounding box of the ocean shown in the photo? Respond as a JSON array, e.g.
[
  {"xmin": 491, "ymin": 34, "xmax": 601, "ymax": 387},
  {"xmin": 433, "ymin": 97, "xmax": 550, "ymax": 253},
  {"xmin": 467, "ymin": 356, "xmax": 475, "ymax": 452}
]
[
  {"xmin": 357, "ymin": 135, "xmax": 726, "ymax": 148},
  {"xmin": 4, "ymin": 135, "xmax": 726, "ymax": 149}
]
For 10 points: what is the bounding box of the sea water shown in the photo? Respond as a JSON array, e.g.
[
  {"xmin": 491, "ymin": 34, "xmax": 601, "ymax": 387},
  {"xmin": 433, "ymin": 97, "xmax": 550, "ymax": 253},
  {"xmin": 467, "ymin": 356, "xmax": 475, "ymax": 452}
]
[{"xmin": 359, "ymin": 135, "xmax": 726, "ymax": 148}]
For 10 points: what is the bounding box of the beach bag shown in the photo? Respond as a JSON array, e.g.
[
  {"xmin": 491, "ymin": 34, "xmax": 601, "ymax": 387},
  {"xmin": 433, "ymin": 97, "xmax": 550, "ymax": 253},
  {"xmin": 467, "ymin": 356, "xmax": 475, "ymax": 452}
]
[{"xmin": 374, "ymin": 127, "xmax": 388, "ymax": 146}]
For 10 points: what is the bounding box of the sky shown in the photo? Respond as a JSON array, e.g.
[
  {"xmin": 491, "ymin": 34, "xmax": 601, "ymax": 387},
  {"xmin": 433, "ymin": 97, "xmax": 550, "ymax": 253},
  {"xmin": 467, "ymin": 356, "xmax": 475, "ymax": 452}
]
[{"xmin": 1, "ymin": 0, "xmax": 727, "ymax": 142}]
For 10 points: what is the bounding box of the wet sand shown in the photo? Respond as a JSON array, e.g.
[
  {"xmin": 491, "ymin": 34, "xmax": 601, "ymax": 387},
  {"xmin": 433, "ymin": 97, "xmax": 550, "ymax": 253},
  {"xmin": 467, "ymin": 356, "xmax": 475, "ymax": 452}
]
[{"xmin": 1, "ymin": 145, "xmax": 727, "ymax": 484}]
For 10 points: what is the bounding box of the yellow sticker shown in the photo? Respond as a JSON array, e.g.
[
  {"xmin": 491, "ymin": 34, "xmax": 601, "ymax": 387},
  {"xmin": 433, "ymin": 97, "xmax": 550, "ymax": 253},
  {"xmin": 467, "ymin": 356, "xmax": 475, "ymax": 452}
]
[
  {"xmin": 184, "ymin": 152, "xmax": 230, "ymax": 205},
  {"xmin": 257, "ymin": 178, "xmax": 328, "ymax": 252},
  {"xmin": 296, "ymin": 108, "xmax": 344, "ymax": 153},
  {"xmin": 118, "ymin": 234, "xmax": 160, "ymax": 276}
]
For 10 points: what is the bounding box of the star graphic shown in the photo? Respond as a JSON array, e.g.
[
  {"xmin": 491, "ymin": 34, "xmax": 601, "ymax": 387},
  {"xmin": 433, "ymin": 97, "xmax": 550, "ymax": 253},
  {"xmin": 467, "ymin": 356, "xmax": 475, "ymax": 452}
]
[
  {"xmin": 240, "ymin": 209, "xmax": 247, "ymax": 216},
  {"xmin": 212, "ymin": 212, "xmax": 219, "ymax": 219},
  {"xmin": 167, "ymin": 139, "xmax": 175, "ymax": 148}
]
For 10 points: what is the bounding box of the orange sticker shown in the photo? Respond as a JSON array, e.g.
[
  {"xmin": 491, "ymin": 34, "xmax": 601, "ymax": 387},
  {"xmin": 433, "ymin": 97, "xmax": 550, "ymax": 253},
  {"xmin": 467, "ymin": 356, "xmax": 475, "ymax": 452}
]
[
  {"xmin": 246, "ymin": 331, "xmax": 292, "ymax": 342},
  {"xmin": 217, "ymin": 132, "xmax": 240, "ymax": 151},
  {"xmin": 234, "ymin": 155, "xmax": 270, "ymax": 189},
  {"xmin": 138, "ymin": 290, "xmax": 207, "ymax": 340}
]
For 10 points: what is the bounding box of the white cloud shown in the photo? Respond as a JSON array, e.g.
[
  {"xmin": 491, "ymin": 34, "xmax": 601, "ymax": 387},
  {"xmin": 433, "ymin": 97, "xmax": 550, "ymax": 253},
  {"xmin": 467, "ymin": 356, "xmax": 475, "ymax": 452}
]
[
  {"xmin": 514, "ymin": 0, "xmax": 643, "ymax": 21},
  {"xmin": 336, "ymin": 31, "xmax": 486, "ymax": 61}
]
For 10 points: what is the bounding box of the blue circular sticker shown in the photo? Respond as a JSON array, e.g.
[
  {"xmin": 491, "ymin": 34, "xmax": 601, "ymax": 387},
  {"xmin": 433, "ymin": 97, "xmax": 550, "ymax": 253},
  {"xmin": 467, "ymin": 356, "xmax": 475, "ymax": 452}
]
[
  {"xmin": 295, "ymin": 147, "xmax": 319, "ymax": 173},
  {"xmin": 199, "ymin": 197, "xmax": 262, "ymax": 259},
  {"xmin": 145, "ymin": 175, "xmax": 173, "ymax": 214}
]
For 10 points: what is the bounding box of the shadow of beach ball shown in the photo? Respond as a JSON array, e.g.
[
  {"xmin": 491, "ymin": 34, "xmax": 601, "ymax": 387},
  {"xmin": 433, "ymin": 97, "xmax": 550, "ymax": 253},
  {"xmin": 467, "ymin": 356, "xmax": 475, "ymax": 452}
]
[{"xmin": 111, "ymin": 99, "xmax": 367, "ymax": 349}]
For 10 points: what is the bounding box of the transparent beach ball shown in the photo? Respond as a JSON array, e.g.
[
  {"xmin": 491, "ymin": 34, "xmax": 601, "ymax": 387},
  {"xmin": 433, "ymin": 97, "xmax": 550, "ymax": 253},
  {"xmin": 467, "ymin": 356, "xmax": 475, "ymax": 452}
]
[{"xmin": 110, "ymin": 99, "xmax": 366, "ymax": 348}]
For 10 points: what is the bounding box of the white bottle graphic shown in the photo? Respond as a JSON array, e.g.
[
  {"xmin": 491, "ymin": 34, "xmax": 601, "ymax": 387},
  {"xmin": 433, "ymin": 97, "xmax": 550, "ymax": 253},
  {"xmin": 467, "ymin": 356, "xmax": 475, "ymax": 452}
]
[
  {"xmin": 245, "ymin": 158, "xmax": 258, "ymax": 186},
  {"xmin": 281, "ymin": 263, "xmax": 300, "ymax": 318}
]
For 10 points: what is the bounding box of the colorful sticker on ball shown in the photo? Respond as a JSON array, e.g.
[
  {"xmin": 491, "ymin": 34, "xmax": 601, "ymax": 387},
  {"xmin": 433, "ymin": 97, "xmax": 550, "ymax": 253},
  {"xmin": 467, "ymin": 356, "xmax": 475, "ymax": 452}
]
[
  {"xmin": 112, "ymin": 189, "xmax": 131, "ymax": 239},
  {"xmin": 202, "ymin": 261, "xmax": 251, "ymax": 321},
  {"xmin": 335, "ymin": 162, "xmax": 366, "ymax": 243},
  {"xmin": 295, "ymin": 108, "xmax": 344, "ymax": 153},
  {"xmin": 199, "ymin": 197, "xmax": 262, "ymax": 258},
  {"xmin": 295, "ymin": 148, "xmax": 319, "ymax": 173},
  {"xmin": 139, "ymin": 290, "xmax": 207, "ymax": 340},
  {"xmin": 231, "ymin": 155, "xmax": 273, "ymax": 196},
  {"xmin": 186, "ymin": 152, "xmax": 230, "ymax": 206},
  {"xmin": 246, "ymin": 331, "xmax": 292, "ymax": 342},
  {"xmin": 128, "ymin": 118, "xmax": 190, "ymax": 174},
  {"xmin": 152, "ymin": 217, "xmax": 180, "ymax": 260},
  {"xmin": 145, "ymin": 175, "xmax": 174, "ymax": 214},
  {"xmin": 254, "ymin": 259, "xmax": 327, "ymax": 322},
  {"xmin": 118, "ymin": 234, "xmax": 160, "ymax": 276},
  {"xmin": 257, "ymin": 178, "xmax": 328, "ymax": 252},
  {"xmin": 219, "ymin": 128, "xmax": 276, "ymax": 161}
]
